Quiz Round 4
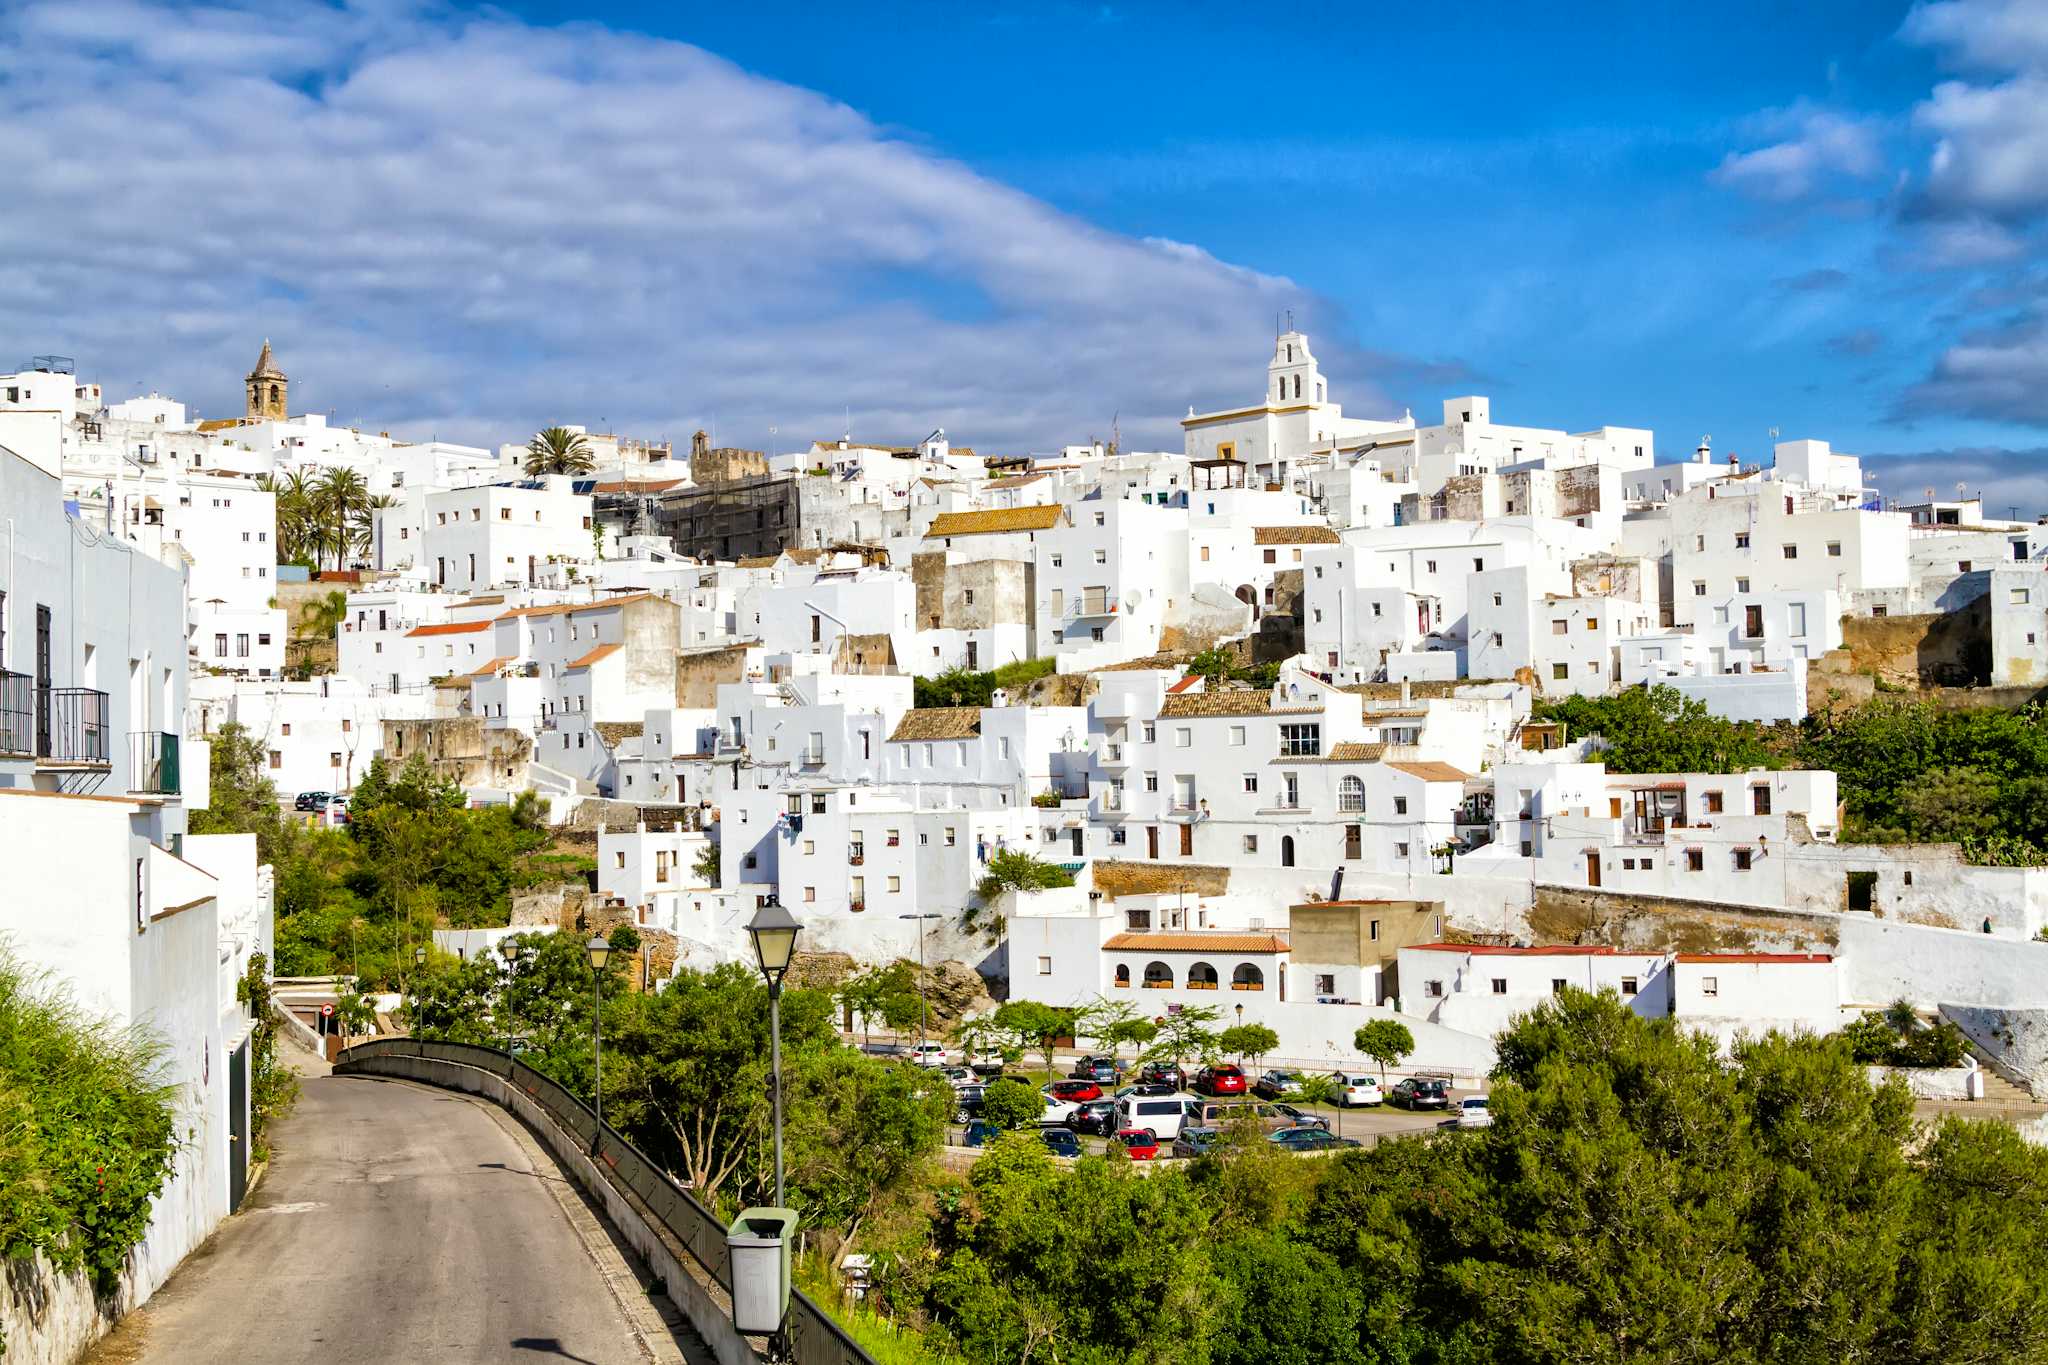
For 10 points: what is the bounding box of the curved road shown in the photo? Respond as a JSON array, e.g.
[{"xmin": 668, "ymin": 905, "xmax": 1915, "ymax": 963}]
[{"xmin": 91, "ymin": 1065, "xmax": 696, "ymax": 1364}]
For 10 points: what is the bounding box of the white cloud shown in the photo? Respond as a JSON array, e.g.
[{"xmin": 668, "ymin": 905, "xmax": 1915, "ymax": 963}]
[
  {"xmin": 1902, "ymin": 0, "xmax": 2048, "ymax": 72},
  {"xmin": 1710, "ymin": 108, "xmax": 1885, "ymax": 202},
  {"xmin": 0, "ymin": 0, "xmax": 1370, "ymax": 451}
]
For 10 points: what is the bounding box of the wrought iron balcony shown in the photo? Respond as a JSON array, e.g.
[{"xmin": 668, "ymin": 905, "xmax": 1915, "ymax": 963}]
[
  {"xmin": 132, "ymin": 731, "xmax": 180, "ymax": 795},
  {"xmin": 36, "ymin": 687, "xmax": 110, "ymax": 766},
  {"xmin": 0, "ymin": 670, "xmax": 29, "ymax": 757}
]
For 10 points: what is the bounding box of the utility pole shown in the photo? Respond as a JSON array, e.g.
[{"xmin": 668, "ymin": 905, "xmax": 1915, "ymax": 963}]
[{"xmin": 900, "ymin": 912, "xmax": 941, "ymax": 1046}]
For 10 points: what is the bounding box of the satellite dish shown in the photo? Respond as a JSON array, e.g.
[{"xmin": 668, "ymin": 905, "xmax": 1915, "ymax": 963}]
[{"xmin": 1123, "ymin": 591, "xmax": 1142, "ymax": 611}]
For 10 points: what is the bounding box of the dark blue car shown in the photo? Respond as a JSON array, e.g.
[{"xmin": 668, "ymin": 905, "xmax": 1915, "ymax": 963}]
[{"xmin": 1041, "ymin": 1128, "xmax": 1082, "ymax": 1158}]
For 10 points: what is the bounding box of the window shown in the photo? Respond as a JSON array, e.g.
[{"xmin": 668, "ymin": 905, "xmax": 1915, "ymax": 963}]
[
  {"xmin": 330, "ymin": 752, "xmax": 342, "ymax": 767},
  {"xmin": 268, "ymin": 750, "xmax": 281, "ymax": 769},
  {"xmin": 1693, "ymin": 581, "xmax": 1707, "ymax": 596},
  {"xmin": 1175, "ymin": 727, "xmax": 1192, "ymax": 748},
  {"xmin": 1552, "ymin": 663, "xmax": 1569, "ymax": 680},
  {"xmin": 1686, "ymin": 849, "xmax": 1704, "ymax": 872},
  {"xmin": 1424, "ymin": 980, "xmax": 1444, "ymax": 998},
  {"xmin": 1782, "ymin": 544, "xmax": 1797, "ymax": 559},
  {"xmin": 1369, "ymin": 920, "xmax": 1380, "ymax": 942},
  {"xmin": 1278, "ymin": 723, "xmax": 1321, "ymax": 756},
  {"xmin": 1734, "ymin": 848, "xmax": 1754, "ymax": 871},
  {"xmin": 1394, "ymin": 796, "xmax": 1408, "ymax": 815},
  {"xmin": 1146, "ymin": 772, "xmax": 1159, "ymax": 792},
  {"xmin": 1827, "ymin": 541, "xmax": 1842, "ymax": 557},
  {"xmin": 1228, "ymin": 725, "xmax": 1246, "ymax": 746},
  {"xmin": 1315, "ymin": 974, "xmax": 1335, "ymax": 996},
  {"xmin": 1621, "ymin": 977, "xmax": 1638, "ymax": 995},
  {"xmin": 804, "ymin": 887, "xmax": 816, "ymax": 902},
  {"xmin": 281, "ymin": 722, "xmax": 292, "ymax": 737},
  {"xmin": 1395, "ymin": 842, "xmax": 1410, "ymax": 857},
  {"xmin": 1093, "ymin": 549, "xmax": 1107, "ymax": 565},
  {"xmin": 1735, "ymin": 532, "xmax": 1750, "ymax": 549},
  {"xmin": 1262, "ymin": 548, "xmax": 1277, "ymax": 565},
  {"xmin": 1551, "ymin": 620, "xmax": 1568, "ymax": 635},
  {"xmin": 1281, "ymin": 773, "xmax": 1299, "ymax": 808},
  {"xmin": 2013, "ymin": 588, "xmax": 2032, "ymax": 606},
  {"xmin": 1242, "ymin": 772, "xmax": 1259, "ymax": 793},
  {"xmin": 1142, "ymin": 723, "xmax": 1156, "ymax": 743},
  {"xmin": 1491, "ymin": 978, "xmax": 1508, "ymax": 995},
  {"xmin": 1752, "ymin": 785, "xmax": 1772, "ymax": 815},
  {"xmin": 1701, "ymin": 976, "xmax": 1719, "ymax": 998},
  {"xmin": 1243, "ymin": 834, "xmax": 1259, "ymax": 853},
  {"xmin": 1551, "ymin": 979, "xmax": 1567, "ymax": 996},
  {"xmin": 1037, "ymin": 955, "xmax": 1053, "ymax": 976},
  {"xmin": 1704, "ymin": 790, "xmax": 1724, "ymax": 814},
  {"xmin": 888, "ymin": 875, "xmax": 902, "ymax": 892},
  {"xmin": 1736, "ymin": 577, "xmax": 1751, "ymax": 594},
  {"xmin": 1338, "ymin": 776, "xmax": 1365, "ymax": 811},
  {"xmin": 945, "ymin": 826, "xmax": 957, "ymax": 846}
]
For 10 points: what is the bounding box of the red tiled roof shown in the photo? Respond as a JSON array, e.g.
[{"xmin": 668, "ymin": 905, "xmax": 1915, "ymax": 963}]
[
  {"xmin": 565, "ymin": 642, "xmax": 623, "ymax": 670},
  {"xmin": 1675, "ymin": 953, "xmax": 1832, "ymax": 964},
  {"xmin": 1103, "ymin": 932, "xmax": 1287, "ymax": 954},
  {"xmin": 1407, "ymin": 942, "xmax": 1624, "ymax": 956},
  {"xmin": 405, "ymin": 619, "xmax": 491, "ymax": 638}
]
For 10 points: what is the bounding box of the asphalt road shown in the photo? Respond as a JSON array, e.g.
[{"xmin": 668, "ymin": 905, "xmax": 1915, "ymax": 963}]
[{"xmin": 91, "ymin": 1070, "xmax": 682, "ymax": 1365}]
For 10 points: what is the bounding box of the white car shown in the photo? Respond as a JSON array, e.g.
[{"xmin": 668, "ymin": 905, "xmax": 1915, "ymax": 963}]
[
  {"xmin": 1454, "ymin": 1096, "xmax": 1493, "ymax": 1129},
  {"xmin": 1328, "ymin": 1071, "xmax": 1384, "ymax": 1107},
  {"xmin": 1038, "ymin": 1093, "xmax": 1081, "ymax": 1126},
  {"xmin": 907, "ymin": 1042, "xmax": 952, "ymax": 1068}
]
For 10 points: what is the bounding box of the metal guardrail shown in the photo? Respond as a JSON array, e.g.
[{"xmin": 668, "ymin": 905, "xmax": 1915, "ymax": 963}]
[
  {"xmin": 0, "ymin": 669, "xmax": 29, "ymax": 757},
  {"xmin": 337, "ymin": 1038, "xmax": 869, "ymax": 1365}
]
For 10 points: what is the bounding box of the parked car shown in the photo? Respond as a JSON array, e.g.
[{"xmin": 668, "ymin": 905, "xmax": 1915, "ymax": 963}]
[
  {"xmin": 1389, "ymin": 1077, "xmax": 1452, "ymax": 1111},
  {"xmin": 1046, "ymin": 1079, "xmax": 1103, "ymax": 1103},
  {"xmin": 1193, "ymin": 1065, "xmax": 1249, "ymax": 1097},
  {"xmin": 1253, "ymin": 1069, "xmax": 1304, "ymax": 1100},
  {"xmin": 962, "ymin": 1119, "xmax": 1002, "ymax": 1147},
  {"xmin": 1270, "ymin": 1127, "xmax": 1361, "ymax": 1153},
  {"xmin": 322, "ymin": 794, "xmax": 351, "ymax": 825},
  {"xmin": 1453, "ymin": 1096, "xmax": 1493, "ymax": 1129},
  {"xmin": 1194, "ymin": 1100, "xmax": 1322, "ymax": 1135},
  {"xmin": 1071, "ymin": 1055, "xmax": 1120, "ymax": 1084},
  {"xmin": 1067, "ymin": 1099, "xmax": 1120, "ymax": 1136},
  {"xmin": 1118, "ymin": 1076, "xmax": 1179, "ymax": 1098},
  {"xmin": 1270, "ymin": 1103, "xmax": 1329, "ymax": 1131},
  {"xmin": 1329, "ymin": 1071, "xmax": 1385, "ymax": 1107},
  {"xmin": 1171, "ymin": 1125, "xmax": 1223, "ymax": 1158},
  {"xmin": 1110, "ymin": 1129, "xmax": 1161, "ymax": 1161},
  {"xmin": 938, "ymin": 1065, "xmax": 977, "ymax": 1088},
  {"xmin": 1116, "ymin": 1093, "xmax": 1202, "ymax": 1142},
  {"xmin": 967, "ymin": 1048, "xmax": 1006, "ymax": 1075},
  {"xmin": 293, "ymin": 790, "xmax": 331, "ymax": 812},
  {"xmin": 1041, "ymin": 1128, "xmax": 1082, "ymax": 1158},
  {"xmin": 907, "ymin": 1042, "xmax": 952, "ymax": 1068},
  {"xmin": 953, "ymin": 1084, "xmax": 986, "ymax": 1121},
  {"xmin": 1038, "ymin": 1093, "xmax": 1082, "ymax": 1126},
  {"xmin": 1140, "ymin": 1062, "xmax": 1186, "ymax": 1090}
]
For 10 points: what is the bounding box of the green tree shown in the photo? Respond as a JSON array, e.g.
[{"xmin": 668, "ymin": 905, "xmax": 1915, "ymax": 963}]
[
  {"xmin": 991, "ymin": 999, "xmax": 1076, "ymax": 1078},
  {"xmin": 978, "ymin": 1077, "xmax": 1044, "ymax": 1131},
  {"xmin": 1899, "ymin": 766, "xmax": 2005, "ymax": 842},
  {"xmin": 334, "ymin": 984, "xmax": 378, "ymax": 1043},
  {"xmin": 692, "ymin": 838, "xmax": 720, "ymax": 885},
  {"xmin": 1537, "ymin": 683, "xmax": 1780, "ymax": 774},
  {"xmin": 312, "ymin": 466, "xmax": 371, "ymax": 570},
  {"xmin": 525, "ymin": 425, "xmax": 596, "ymax": 476},
  {"xmin": 1292, "ymin": 1072, "xmax": 1345, "ymax": 1139},
  {"xmin": 838, "ymin": 962, "xmax": 921, "ymax": 1052},
  {"xmin": 973, "ymin": 848, "xmax": 1076, "ymax": 903},
  {"xmin": 1352, "ymin": 1018, "xmax": 1414, "ymax": 1085},
  {"xmin": 1219, "ymin": 1022, "xmax": 1279, "ymax": 1070},
  {"xmin": 1150, "ymin": 1003, "xmax": 1223, "ymax": 1071},
  {"xmin": 1211, "ymin": 1233, "xmax": 1364, "ymax": 1365},
  {"xmin": 188, "ymin": 720, "xmax": 287, "ymax": 857}
]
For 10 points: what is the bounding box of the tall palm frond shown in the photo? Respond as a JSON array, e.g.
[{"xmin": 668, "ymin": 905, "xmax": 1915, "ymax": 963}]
[{"xmin": 525, "ymin": 427, "xmax": 596, "ymax": 477}]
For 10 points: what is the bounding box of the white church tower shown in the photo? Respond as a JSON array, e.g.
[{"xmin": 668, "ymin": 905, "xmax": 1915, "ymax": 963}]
[{"xmin": 1268, "ymin": 330, "xmax": 1325, "ymax": 408}]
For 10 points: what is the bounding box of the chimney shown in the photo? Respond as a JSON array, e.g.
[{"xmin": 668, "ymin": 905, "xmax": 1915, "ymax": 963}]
[{"xmin": 1400, "ymin": 677, "xmax": 1412, "ymax": 705}]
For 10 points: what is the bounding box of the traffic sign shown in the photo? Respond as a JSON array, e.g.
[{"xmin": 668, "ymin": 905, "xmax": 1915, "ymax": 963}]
[{"xmin": 320, "ymin": 1002, "xmax": 335, "ymax": 1018}]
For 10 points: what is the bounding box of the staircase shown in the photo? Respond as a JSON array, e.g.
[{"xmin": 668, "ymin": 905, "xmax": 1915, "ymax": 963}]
[{"xmin": 1975, "ymin": 1068, "xmax": 2041, "ymax": 1112}]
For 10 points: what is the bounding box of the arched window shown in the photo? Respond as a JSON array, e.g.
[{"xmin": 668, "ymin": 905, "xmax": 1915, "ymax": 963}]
[
  {"xmin": 269, "ymin": 382, "xmax": 280, "ymax": 407},
  {"xmin": 1232, "ymin": 963, "xmax": 1264, "ymax": 991},
  {"xmin": 1338, "ymin": 776, "xmax": 1366, "ymax": 813},
  {"xmin": 1281, "ymin": 835, "xmax": 1296, "ymax": 867},
  {"xmin": 1293, "ymin": 374, "xmax": 1302, "ymax": 399},
  {"xmin": 1187, "ymin": 961, "xmax": 1219, "ymax": 990},
  {"xmin": 1114, "ymin": 963, "xmax": 1131, "ymax": 989},
  {"xmin": 1143, "ymin": 960, "xmax": 1173, "ymax": 989}
]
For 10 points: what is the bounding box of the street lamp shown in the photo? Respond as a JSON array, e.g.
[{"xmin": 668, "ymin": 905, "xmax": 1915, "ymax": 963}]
[
  {"xmin": 898, "ymin": 912, "xmax": 941, "ymax": 1047},
  {"xmin": 498, "ymin": 939, "xmax": 523, "ymax": 1055},
  {"xmin": 587, "ymin": 935, "xmax": 611, "ymax": 1152},
  {"xmin": 747, "ymin": 896, "xmax": 801, "ymax": 1207}
]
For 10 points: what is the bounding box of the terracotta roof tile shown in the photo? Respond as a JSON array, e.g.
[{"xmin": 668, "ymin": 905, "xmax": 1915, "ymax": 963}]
[
  {"xmin": 496, "ymin": 592, "xmax": 658, "ymax": 622},
  {"xmin": 565, "ymin": 642, "xmax": 623, "ymax": 670},
  {"xmin": 405, "ymin": 619, "xmax": 492, "ymax": 638},
  {"xmin": 1253, "ymin": 525, "xmax": 1341, "ymax": 545},
  {"xmin": 925, "ymin": 505, "xmax": 1064, "ymax": 538},
  {"xmin": 1159, "ymin": 691, "xmax": 1322, "ymax": 718},
  {"xmin": 1103, "ymin": 932, "xmax": 1288, "ymax": 954},
  {"xmin": 1386, "ymin": 760, "xmax": 1472, "ymax": 783},
  {"xmin": 1317, "ymin": 741, "xmax": 1387, "ymax": 763},
  {"xmin": 886, "ymin": 707, "xmax": 983, "ymax": 742},
  {"xmin": 467, "ymin": 655, "xmax": 514, "ymax": 678}
]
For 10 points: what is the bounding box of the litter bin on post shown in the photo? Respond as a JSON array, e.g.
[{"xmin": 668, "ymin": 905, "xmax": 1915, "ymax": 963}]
[{"xmin": 727, "ymin": 1206, "xmax": 798, "ymax": 1334}]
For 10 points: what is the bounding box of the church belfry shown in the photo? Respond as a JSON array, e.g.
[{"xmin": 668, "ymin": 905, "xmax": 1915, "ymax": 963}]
[
  {"xmin": 1268, "ymin": 329, "xmax": 1324, "ymax": 407},
  {"xmin": 245, "ymin": 340, "xmax": 288, "ymax": 421}
]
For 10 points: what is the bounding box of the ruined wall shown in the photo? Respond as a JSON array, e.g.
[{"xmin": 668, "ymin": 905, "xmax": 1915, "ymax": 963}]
[
  {"xmin": 1835, "ymin": 598, "xmax": 1990, "ymax": 687},
  {"xmin": 1521, "ymin": 883, "xmax": 1840, "ymax": 955},
  {"xmin": 1091, "ymin": 860, "xmax": 1232, "ymax": 900},
  {"xmin": 687, "ymin": 430, "xmax": 768, "ymax": 484},
  {"xmin": 674, "ymin": 642, "xmax": 752, "ymax": 707},
  {"xmin": 832, "ymin": 632, "xmax": 898, "ymax": 674},
  {"xmin": 910, "ymin": 553, "xmax": 1028, "ymax": 631},
  {"xmin": 383, "ymin": 717, "xmax": 533, "ymax": 788}
]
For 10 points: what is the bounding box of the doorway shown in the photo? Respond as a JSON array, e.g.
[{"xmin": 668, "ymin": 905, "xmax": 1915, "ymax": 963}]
[
  {"xmin": 1147, "ymin": 826, "xmax": 1159, "ymax": 859},
  {"xmin": 1585, "ymin": 852, "xmax": 1602, "ymax": 887},
  {"xmin": 227, "ymin": 1041, "xmax": 249, "ymax": 1212},
  {"xmin": 1179, "ymin": 823, "xmax": 1193, "ymax": 856},
  {"xmin": 1281, "ymin": 835, "xmax": 1295, "ymax": 868}
]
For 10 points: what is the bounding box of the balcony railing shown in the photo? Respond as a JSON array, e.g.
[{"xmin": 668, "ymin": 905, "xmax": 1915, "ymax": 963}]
[
  {"xmin": 1066, "ymin": 593, "xmax": 1116, "ymax": 619},
  {"xmin": 37, "ymin": 687, "xmax": 110, "ymax": 766},
  {"xmin": 132, "ymin": 731, "xmax": 180, "ymax": 795},
  {"xmin": 0, "ymin": 670, "xmax": 29, "ymax": 757}
]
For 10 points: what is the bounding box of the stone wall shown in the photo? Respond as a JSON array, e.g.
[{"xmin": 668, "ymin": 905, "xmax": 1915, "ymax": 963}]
[
  {"xmin": 686, "ymin": 430, "xmax": 768, "ymax": 485},
  {"xmin": 674, "ymin": 642, "xmax": 752, "ymax": 707},
  {"xmin": 383, "ymin": 716, "xmax": 533, "ymax": 788},
  {"xmin": 1523, "ymin": 883, "xmax": 1840, "ymax": 955},
  {"xmin": 1833, "ymin": 598, "xmax": 1990, "ymax": 687}
]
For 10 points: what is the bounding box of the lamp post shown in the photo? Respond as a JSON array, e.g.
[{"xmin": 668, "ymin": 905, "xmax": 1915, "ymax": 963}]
[
  {"xmin": 410, "ymin": 946, "xmax": 426, "ymax": 1025},
  {"xmin": 898, "ymin": 911, "xmax": 941, "ymax": 1048},
  {"xmin": 587, "ymin": 935, "xmax": 611, "ymax": 1152},
  {"xmin": 747, "ymin": 896, "xmax": 800, "ymax": 1207},
  {"xmin": 498, "ymin": 938, "xmax": 523, "ymax": 1055}
]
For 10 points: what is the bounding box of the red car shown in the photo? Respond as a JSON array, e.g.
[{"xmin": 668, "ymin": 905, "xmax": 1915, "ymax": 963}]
[
  {"xmin": 1046, "ymin": 1079, "xmax": 1103, "ymax": 1103},
  {"xmin": 1195, "ymin": 1065, "xmax": 1248, "ymax": 1097},
  {"xmin": 1111, "ymin": 1128, "xmax": 1161, "ymax": 1161}
]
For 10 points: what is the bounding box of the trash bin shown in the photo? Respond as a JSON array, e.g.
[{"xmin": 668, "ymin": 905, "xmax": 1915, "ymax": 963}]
[{"xmin": 726, "ymin": 1206, "xmax": 798, "ymax": 1333}]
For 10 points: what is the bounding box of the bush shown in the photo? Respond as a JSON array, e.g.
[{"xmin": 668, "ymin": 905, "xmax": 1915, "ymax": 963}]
[
  {"xmin": 1841, "ymin": 1002, "xmax": 1968, "ymax": 1068},
  {"xmin": 978, "ymin": 1078, "xmax": 1043, "ymax": 1131}
]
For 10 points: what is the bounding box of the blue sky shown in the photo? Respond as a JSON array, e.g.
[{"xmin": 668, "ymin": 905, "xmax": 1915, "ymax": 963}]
[{"xmin": 6, "ymin": 1, "xmax": 2048, "ymax": 509}]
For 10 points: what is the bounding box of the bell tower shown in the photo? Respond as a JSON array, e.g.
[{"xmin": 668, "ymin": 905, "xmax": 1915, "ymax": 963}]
[
  {"xmin": 1267, "ymin": 329, "xmax": 1323, "ymax": 408},
  {"xmin": 245, "ymin": 340, "xmax": 288, "ymax": 421}
]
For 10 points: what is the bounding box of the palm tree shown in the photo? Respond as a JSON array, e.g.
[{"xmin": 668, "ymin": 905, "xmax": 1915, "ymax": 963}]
[
  {"xmin": 313, "ymin": 467, "xmax": 370, "ymax": 570},
  {"xmin": 258, "ymin": 468, "xmax": 319, "ymax": 566},
  {"xmin": 350, "ymin": 493, "xmax": 397, "ymax": 565},
  {"xmin": 525, "ymin": 427, "xmax": 595, "ymax": 476}
]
